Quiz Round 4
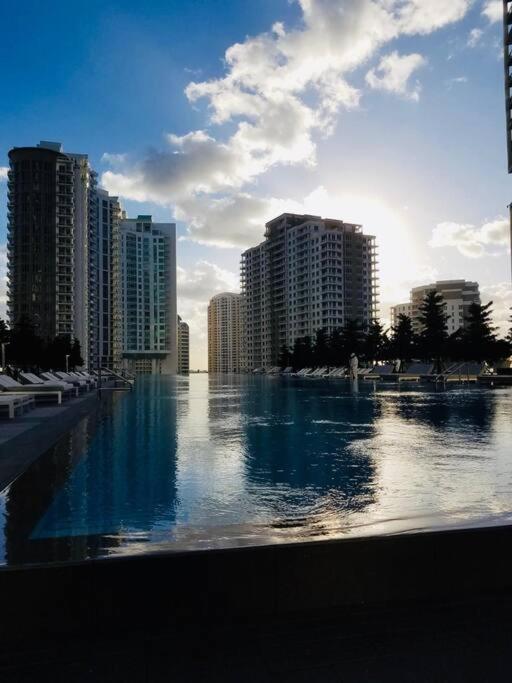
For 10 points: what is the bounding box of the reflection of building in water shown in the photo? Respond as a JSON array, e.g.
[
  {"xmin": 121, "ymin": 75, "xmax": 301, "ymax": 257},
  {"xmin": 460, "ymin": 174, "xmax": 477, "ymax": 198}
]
[
  {"xmin": 388, "ymin": 388, "xmax": 496, "ymax": 435},
  {"xmin": 4, "ymin": 378, "xmax": 187, "ymax": 564},
  {"xmin": 240, "ymin": 379, "xmax": 379, "ymax": 512}
]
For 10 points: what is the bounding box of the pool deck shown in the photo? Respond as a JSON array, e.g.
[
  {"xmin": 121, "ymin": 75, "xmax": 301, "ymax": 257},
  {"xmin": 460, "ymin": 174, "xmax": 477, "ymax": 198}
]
[{"xmin": 0, "ymin": 391, "xmax": 101, "ymax": 490}]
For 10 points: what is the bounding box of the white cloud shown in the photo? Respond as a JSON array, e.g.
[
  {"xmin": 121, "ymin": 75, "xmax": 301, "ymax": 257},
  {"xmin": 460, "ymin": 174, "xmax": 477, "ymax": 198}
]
[
  {"xmin": 365, "ymin": 51, "xmax": 427, "ymax": 100},
  {"xmin": 0, "ymin": 167, "xmax": 8, "ymax": 181},
  {"xmin": 102, "ymin": 0, "xmax": 473, "ymax": 248},
  {"xmin": 429, "ymin": 216, "xmax": 510, "ymax": 258},
  {"xmin": 467, "ymin": 27, "xmax": 483, "ymax": 47},
  {"xmin": 177, "ymin": 261, "xmax": 238, "ymax": 368},
  {"xmin": 446, "ymin": 75, "xmax": 469, "ymax": 89},
  {"xmin": 480, "ymin": 282, "xmax": 512, "ymax": 336},
  {"xmin": 482, "ymin": 0, "xmax": 502, "ymax": 23},
  {"xmin": 100, "ymin": 153, "xmax": 127, "ymax": 168}
]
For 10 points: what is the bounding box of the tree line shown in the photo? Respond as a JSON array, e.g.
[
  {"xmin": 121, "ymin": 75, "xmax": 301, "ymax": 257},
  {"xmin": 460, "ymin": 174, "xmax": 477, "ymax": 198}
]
[
  {"xmin": 0, "ymin": 316, "xmax": 84, "ymax": 371},
  {"xmin": 279, "ymin": 292, "xmax": 512, "ymax": 370}
]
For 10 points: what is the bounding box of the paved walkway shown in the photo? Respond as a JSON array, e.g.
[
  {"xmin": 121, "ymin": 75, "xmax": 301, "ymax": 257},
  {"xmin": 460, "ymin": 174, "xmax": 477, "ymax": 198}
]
[{"xmin": 0, "ymin": 392, "xmax": 101, "ymax": 490}]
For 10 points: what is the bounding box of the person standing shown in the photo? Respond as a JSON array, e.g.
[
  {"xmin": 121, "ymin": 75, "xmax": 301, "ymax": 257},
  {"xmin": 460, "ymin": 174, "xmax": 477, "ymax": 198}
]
[{"xmin": 349, "ymin": 353, "xmax": 358, "ymax": 380}]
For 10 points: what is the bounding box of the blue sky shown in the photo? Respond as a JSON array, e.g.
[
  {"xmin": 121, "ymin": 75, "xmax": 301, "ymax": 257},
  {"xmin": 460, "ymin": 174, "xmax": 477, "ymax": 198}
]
[{"xmin": 0, "ymin": 0, "xmax": 510, "ymax": 368}]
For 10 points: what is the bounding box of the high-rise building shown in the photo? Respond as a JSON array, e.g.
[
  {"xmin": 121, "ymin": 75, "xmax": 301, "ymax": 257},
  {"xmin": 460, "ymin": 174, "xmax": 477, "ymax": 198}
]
[
  {"xmin": 241, "ymin": 213, "xmax": 378, "ymax": 370},
  {"xmin": 396, "ymin": 280, "xmax": 480, "ymax": 335},
  {"xmin": 177, "ymin": 316, "xmax": 190, "ymax": 374},
  {"xmin": 91, "ymin": 188, "xmax": 123, "ymax": 370},
  {"xmin": 120, "ymin": 215, "xmax": 177, "ymax": 374},
  {"xmin": 503, "ymin": 1, "xmax": 512, "ymax": 278},
  {"xmin": 207, "ymin": 293, "xmax": 242, "ymax": 373},
  {"xmin": 390, "ymin": 302, "xmax": 413, "ymax": 328},
  {"xmin": 7, "ymin": 141, "xmax": 101, "ymax": 366}
]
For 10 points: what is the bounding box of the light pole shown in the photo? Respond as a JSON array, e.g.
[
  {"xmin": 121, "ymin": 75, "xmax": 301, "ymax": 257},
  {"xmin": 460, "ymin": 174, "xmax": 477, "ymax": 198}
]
[
  {"xmin": 1, "ymin": 342, "xmax": 8, "ymax": 370},
  {"xmin": 65, "ymin": 354, "xmax": 70, "ymax": 373}
]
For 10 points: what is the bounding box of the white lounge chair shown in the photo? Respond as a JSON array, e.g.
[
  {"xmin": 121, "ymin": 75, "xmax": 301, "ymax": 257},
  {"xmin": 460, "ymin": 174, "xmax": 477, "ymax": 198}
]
[
  {"xmin": 53, "ymin": 371, "xmax": 90, "ymax": 390},
  {"xmin": 0, "ymin": 393, "xmax": 35, "ymax": 419},
  {"xmin": 0, "ymin": 374, "xmax": 67, "ymax": 404},
  {"xmin": 41, "ymin": 372, "xmax": 84, "ymax": 395}
]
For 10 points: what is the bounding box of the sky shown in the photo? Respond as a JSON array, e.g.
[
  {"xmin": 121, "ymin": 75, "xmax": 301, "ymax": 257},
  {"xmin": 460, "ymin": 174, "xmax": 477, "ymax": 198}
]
[{"xmin": 0, "ymin": 0, "xmax": 510, "ymax": 369}]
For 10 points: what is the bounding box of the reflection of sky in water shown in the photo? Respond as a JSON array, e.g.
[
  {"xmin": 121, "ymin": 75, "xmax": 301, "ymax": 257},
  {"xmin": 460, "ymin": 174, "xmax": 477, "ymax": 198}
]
[{"xmin": 4, "ymin": 376, "xmax": 512, "ymax": 561}]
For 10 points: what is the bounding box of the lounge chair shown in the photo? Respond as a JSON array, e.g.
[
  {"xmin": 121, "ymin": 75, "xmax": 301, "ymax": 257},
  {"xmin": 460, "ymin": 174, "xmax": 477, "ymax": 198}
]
[
  {"xmin": 53, "ymin": 371, "xmax": 90, "ymax": 390},
  {"xmin": 307, "ymin": 368, "xmax": 321, "ymax": 377},
  {"xmin": 365, "ymin": 364, "xmax": 395, "ymax": 379},
  {"xmin": 20, "ymin": 372, "xmax": 80, "ymax": 396},
  {"xmin": 0, "ymin": 393, "xmax": 35, "ymax": 419},
  {"xmin": 325, "ymin": 368, "xmax": 340, "ymax": 377},
  {"xmin": 282, "ymin": 367, "xmax": 293, "ymax": 375},
  {"xmin": 0, "ymin": 374, "xmax": 67, "ymax": 404},
  {"xmin": 329, "ymin": 368, "xmax": 346, "ymax": 378},
  {"xmin": 358, "ymin": 367, "xmax": 374, "ymax": 377},
  {"xmin": 403, "ymin": 363, "xmax": 434, "ymax": 377},
  {"xmin": 75, "ymin": 371, "xmax": 98, "ymax": 387},
  {"xmin": 41, "ymin": 372, "xmax": 86, "ymax": 394}
]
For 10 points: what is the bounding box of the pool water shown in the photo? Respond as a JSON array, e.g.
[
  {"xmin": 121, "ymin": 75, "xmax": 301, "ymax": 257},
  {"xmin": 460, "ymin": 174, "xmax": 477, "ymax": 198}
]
[{"xmin": 1, "ymin": 374, "xmax": 512, "ymax": 566}]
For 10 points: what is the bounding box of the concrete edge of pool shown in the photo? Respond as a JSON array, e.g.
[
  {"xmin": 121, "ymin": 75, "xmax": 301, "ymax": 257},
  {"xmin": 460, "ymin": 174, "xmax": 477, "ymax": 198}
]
[{"xmin": 0, "ymin": 522, "xmax": 511, "ymax": 649}]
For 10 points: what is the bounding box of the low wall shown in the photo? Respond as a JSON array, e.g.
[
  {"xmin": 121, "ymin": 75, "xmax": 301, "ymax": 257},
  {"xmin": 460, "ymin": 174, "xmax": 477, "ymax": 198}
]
[{"xmin": 0, "ymin": 523, "xmax": 511, "ymax": 647}]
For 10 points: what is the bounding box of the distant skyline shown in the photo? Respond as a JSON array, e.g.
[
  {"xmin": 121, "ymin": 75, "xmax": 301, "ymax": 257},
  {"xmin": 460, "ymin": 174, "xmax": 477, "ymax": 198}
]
[{"xmin": 1, "ymin": 0, "xmax": 510, "ymax": 369}]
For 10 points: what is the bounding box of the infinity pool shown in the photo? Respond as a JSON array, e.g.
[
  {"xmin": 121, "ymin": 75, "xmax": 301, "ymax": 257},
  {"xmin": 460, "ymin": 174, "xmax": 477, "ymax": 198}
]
[{"xmin": 1, "ymin": 375, "xmax": 512, "ymax": 566}]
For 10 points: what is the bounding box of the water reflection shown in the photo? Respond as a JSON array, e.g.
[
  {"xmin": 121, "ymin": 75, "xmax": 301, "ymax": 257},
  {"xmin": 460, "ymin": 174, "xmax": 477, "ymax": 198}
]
[{"xmin": 1, "ymin": 376, "xmax": 511, "ymax": 566}]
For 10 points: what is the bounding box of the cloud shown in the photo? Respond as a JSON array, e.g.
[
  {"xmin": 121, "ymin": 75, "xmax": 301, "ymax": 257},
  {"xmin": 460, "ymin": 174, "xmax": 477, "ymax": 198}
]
[
  {"xmin": 429, "ymin": 216, "xmax": 510, "ymax": 258},
  {"xmin": 100, "ymin": 153, "xmax": 127, "ymax": 168},
  {"xmin": 365, "ymin": 51, "xmax": 427, "ymax": 100},
  {"xmin": 177, "ymin": 260, "xmax": 238, "ymax": 368},
  {"xmin": 0, "ymin": 167, "xmax": 8, "ymax": 181},
  {"xmin": 482, "ymin": 0, "xmax": 502, "ymax": 23},
  {"xmin": 445, "ymin": 75, "xmax": 469, "ymax": 89},
  {"xmin": 467, "ymin": 27, "xmax": 483, "ymax": 47},
  {"xmin": 102, "ymin": 0, "xmax": 473, "ymax": 248},
  {"xmin": 480, "ymin": 282, "xmax": 512, "ymax": 336}
]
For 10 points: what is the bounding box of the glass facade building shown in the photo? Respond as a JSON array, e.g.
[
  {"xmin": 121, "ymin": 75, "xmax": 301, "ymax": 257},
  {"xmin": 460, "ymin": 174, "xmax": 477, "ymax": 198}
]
[{"xmin": 120, "ymin": 216, "xmax": 177, "ymax": 374}]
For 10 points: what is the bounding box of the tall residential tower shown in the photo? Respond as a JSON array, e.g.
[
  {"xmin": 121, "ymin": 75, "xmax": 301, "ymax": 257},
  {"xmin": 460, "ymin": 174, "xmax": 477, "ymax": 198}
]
[
  {"xmin": 177, "ymin": 316, "xmax": 190, "ymax": 374},
  {"xmin": 120, "ymin": 215, "xmax": 177, "ymax": 374},
  {"xmin": 207, "ymin": 293, "xmax": 242, "ymax": 373},
  {"xmin": 6, "ymin": 141, "xmax": 109, "ymax": 366},
  {"xmin": 241, "ymin": 213, "xmax": 378, "ymax": 370}
]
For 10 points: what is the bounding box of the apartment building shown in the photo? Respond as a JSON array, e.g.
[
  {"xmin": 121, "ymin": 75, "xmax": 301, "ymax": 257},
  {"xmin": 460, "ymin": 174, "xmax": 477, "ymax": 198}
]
[
  {"xmin": 390, "ymin": 302, "xmax": 413, "ymax": 327},
  {"xmin": 409, "ymin": 280, "xmax": 480, "ymax": 335},
  {"xmin": 120, "ymin": 215, "xmax": 177, "ymax": 374},
  {"xmin": 241, "ymin": 213, "xmax": 378, "ymax": 370},
  {"xmin": 177, "ymin": 316, "xmax": 190, "ymax": 374},
  {"xmin": 92, "ymin": 188, "xmax": 123, "ymax": 370},
  {"xmin": 7, "ymin": 141, "xmax": 102, "ymax": 366},
  {"xmin": 207, "ymin": 293, "xmax": 242, "ymax": 373}
]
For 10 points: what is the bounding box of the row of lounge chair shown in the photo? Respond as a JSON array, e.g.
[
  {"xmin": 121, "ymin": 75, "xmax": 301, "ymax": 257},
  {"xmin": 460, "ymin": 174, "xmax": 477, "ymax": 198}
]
[
  {"xmin": 260, "ymin": 361, "xmax": 491, "ymax": 382},
  {"xmin": 0, "ymin": 371, "xmax": 98, "ymax": 420}
]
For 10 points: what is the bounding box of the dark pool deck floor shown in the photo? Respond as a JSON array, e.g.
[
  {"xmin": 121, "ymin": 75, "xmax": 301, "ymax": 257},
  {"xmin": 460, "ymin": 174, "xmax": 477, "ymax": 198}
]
[
  {"xmin": 0, "ymin": 591, "xmax": 510, "ymax": 682},
  {"xmin": 0, "ymin": 390, "xmax": 107, "ymax": 490}
]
